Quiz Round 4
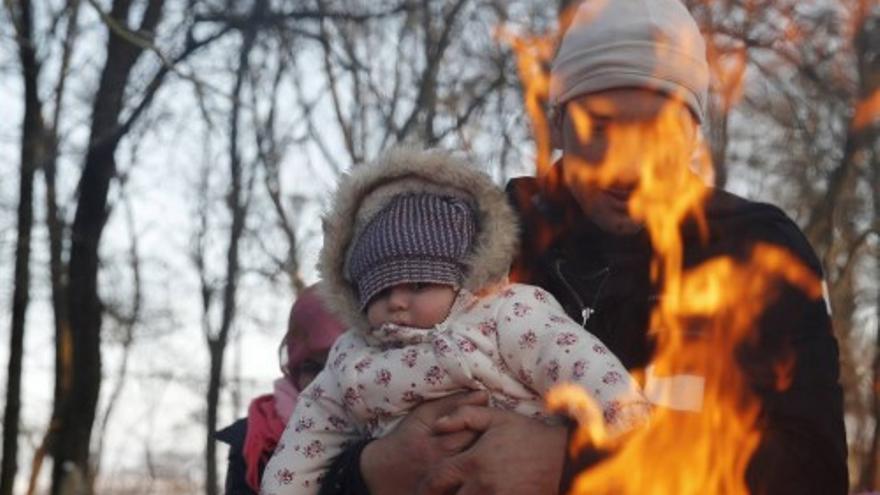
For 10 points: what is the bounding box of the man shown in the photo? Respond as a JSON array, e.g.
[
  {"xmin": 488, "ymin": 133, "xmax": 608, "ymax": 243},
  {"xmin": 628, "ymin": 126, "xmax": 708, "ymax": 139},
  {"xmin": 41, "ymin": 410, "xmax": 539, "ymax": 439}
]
[{"xmin": 319, "ymin": 0, "xmax": 848, "ymax": 493}]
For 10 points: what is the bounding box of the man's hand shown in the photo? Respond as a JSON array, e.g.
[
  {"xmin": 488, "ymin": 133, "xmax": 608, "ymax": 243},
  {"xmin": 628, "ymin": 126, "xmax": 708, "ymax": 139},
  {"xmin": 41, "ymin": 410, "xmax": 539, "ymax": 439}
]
[
  {"xmin": 420, "ymin": 405, "xmax": 568, "ymax": 495},
  {"xmin": 360, "ymin": 391, "xmax": 489, "ymax": 494}
]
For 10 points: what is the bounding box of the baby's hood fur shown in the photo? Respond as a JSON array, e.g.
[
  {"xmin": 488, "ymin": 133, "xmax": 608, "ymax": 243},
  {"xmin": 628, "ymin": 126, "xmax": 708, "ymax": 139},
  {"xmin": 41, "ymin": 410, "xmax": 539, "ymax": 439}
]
[{"xmin": 318, "ymin": 148, "xmax": 519, "ymax": 330}]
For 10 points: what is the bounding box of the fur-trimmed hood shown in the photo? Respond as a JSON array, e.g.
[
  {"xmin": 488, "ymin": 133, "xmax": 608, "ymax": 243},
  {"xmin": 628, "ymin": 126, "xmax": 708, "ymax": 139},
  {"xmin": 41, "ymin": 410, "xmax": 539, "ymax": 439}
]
[{"xmin": 318, "ymin": 148, "xmax": 519, "ymax": 331}]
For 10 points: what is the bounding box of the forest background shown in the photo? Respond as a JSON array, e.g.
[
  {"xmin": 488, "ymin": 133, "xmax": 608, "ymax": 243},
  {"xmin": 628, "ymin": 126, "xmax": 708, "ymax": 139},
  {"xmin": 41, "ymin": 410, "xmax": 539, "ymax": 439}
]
[{"xmin": 0, "ymin": 0, "xmax": 878, "ymax": 494}]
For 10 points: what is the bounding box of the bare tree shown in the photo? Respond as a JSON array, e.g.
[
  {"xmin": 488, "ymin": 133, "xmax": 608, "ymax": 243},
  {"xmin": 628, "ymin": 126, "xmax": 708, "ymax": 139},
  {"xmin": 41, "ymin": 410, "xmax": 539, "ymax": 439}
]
[
  {"xmin": 1, "ymin": 0, "xmax": 42, "ymax": 493},
  {"xmin": 863, "ymin": 142, "xmax": 880, "ymax": 488},
  {"xmin": 2, "ymin": 0, "xmax": 85, "ymax": 492},
  {"xmin": 250, "ymin": 45, "xmax": 308, "ymax": 293},
  {"xmin": 9, "ymin": 2, "xmax": 84, "ymax": 493},
  {"xmin": 48, "ymin": 0, "xmax": 232, "ymax": 491},
  {"xmin": 192, "ymin": 5, "xmax": 262, "ymax": 493},
  {"xmin": 265, "ymin": 0, "xmax": 531, "ymax": 171},
  {"xmin": 91, "ymin": 182, "xmax": 143, "ymax": 478}
]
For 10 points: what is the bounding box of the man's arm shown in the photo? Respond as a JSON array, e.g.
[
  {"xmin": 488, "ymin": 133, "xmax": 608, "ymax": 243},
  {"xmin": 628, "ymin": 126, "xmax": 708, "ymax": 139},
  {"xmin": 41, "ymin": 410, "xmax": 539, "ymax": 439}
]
[
  {"xmin": 425, "ymin": 405, "xmax": 568, "ymax": 495},
  {"xmin": 738, "ymin": 211, "xmax": 848, "ymax": 494},
  {"xmin": 317, "ymin": 391, "xmax": 488, "ymax": 495},
  {"xmin": 493, "ymin": 285, "xmax": 651, "ymax": 435},
  {"xmin": 742, "ymin": 278, "xmax": 848, "ymax": 494},
  {"xmin": 691, "ymin": 203, "xmax": 850, "ymax": 494}
]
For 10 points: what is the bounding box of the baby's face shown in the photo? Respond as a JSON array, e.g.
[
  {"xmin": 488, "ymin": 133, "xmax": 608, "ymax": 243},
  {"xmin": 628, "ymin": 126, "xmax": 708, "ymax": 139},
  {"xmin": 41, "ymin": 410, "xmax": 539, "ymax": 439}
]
[{"xmin": 366, "ymin": 283, "xmax": 457, "ymax": 329}]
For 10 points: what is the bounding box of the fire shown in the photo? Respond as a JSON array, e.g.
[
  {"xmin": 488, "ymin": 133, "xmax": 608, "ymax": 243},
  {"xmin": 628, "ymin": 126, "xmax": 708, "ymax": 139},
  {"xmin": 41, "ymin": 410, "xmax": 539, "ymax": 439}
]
[
  {"xmin": 500, "ymin": 7, "xmax": 826, "ymax": 494},
  {"xmin": 546, "ymin": 383, "xmax": 614, "ymax": 451},
  {"xmin": 707, "ymin": 44, "xmax": 748, "ymax": 114},
  {"xmin": 547, "ymin": 93, "xmax": 823, "ymax": 495},
  {"xmin": 494, "ymin": 24, "xmax": 563, "ymax": 276},
  {"xmin": 494, "ymin": 26, "xmax": 556, "ymax": 179},
  {"xmin": 493, "ymin": 0, "xmax": 589, "ymax": 180},
  {"xmin": 552, "ymin": 245, "xmax": 821, "ymax": 495},
  {"xmin": 853, "ymin": 89, "xmax": 880, "ymax": 131}
]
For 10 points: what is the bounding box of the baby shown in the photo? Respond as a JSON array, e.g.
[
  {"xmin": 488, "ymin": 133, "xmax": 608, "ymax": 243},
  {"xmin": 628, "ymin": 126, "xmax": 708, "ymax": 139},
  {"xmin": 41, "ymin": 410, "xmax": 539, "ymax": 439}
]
[{"xmin": 261, "ymin": 148, "xmax": 650, "ymax": 494}]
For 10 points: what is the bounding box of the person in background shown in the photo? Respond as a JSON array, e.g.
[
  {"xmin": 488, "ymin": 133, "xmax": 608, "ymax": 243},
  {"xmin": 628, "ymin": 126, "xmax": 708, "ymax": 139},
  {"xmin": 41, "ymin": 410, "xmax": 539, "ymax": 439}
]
[
  {"xmin": 217, "ymin": 284, "xmax": 346, "ymax": 494},
  {"xmin": 318, "ymin": 0, "xmax": 848, "ymax": 493}
]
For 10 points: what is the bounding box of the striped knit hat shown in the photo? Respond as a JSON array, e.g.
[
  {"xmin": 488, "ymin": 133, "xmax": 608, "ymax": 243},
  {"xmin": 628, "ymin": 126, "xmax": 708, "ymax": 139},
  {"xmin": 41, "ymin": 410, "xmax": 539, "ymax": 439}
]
[{"xmin": 345, "ymin": 193, "xmax": 477, "ymax": 308}]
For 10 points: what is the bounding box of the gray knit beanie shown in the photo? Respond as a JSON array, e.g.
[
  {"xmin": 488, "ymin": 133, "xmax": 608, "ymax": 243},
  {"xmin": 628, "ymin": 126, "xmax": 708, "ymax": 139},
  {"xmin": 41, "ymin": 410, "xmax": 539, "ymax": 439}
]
[
  {"xmin": 345, "ymin": 193, "xmax": 477, "ymax": 308},
  {"xmin": 550, "ymin": 0, "xmax": 710, "ymax": 122}
]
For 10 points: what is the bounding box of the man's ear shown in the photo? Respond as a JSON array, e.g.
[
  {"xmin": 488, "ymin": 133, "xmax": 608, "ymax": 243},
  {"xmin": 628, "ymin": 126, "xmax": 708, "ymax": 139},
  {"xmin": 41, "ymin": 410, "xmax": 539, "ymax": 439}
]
[{"xmin": 549, "ymin": 105, "xmax": 565, "ymax": 150}]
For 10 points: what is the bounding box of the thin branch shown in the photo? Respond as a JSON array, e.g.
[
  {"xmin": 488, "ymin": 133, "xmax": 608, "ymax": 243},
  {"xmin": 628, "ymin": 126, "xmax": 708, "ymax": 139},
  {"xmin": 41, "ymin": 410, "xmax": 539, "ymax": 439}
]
[
  {"xmin": 435, "ymin": 71, "xmax": 507, "ymax": 142},
  {"xmin": 92, "ymin": 190, "xmax": 142, "ymax": 476},
  {"xmin": 251, "ymin": 59, "xmax": 304, "ymax": 292},
  {"xmin": 315, "ymin": 0, "xmax": 357, "ymax": 163},
  {"xmin": 111, "ymin": 24, "xmax": 234, "ymax": 146},
  {"xmin": 289, "ymin": 56, "xmax": 344, "ymax": 174},
  {"xmin": 396, "ymin": 0, "xmax": 470, "ymax": 141},
  {"xmin": 835, "ymin": 224, "xmax": 880, "ymax": 284},
  {"xmin": 194, "ymin": 2, "xmax": 413, "ymax": 26}
]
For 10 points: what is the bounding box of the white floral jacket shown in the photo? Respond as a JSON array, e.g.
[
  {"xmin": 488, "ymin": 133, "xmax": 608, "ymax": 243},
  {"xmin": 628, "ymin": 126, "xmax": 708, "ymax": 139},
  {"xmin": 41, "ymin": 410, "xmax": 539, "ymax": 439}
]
[{"xmin": 261, "ymin": 283, "xmax": 650, "ymax": 494}]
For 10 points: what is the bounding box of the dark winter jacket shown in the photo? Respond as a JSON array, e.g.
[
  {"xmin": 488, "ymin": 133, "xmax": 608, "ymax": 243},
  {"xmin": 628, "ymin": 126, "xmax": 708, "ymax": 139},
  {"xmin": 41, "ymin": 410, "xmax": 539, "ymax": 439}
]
[
  {"xmin": 507, "ymin": 163, "xmax": 848, "ymax": 495},
  {"xmin": 216, "ymin": 418, "xmax": 257, "ymax": 495}
]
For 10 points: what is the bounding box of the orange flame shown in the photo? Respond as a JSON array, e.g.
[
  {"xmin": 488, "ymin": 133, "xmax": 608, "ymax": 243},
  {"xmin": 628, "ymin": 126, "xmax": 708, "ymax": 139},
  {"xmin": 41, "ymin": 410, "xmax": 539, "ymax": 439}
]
[
  {"xmin": 553, "ymin": 245, "xmax": 821, "ymax": 495},
  {"xmin": 546, "ymin": 383, "xmax": 614, "ymax": 451},
  {"xmin": 853, "ymin": 89, "xmax": 880, "ymax": 131},
  {"xmin": 494, "ymin": 26, "xmax": 556, "ymax": 178},
  {"xmin": 708, "ymin": 45, "xmax": 748, "ymax": 113},
  {"xmin": 501, "ymin": 8, "xmax": 826, "ymax": 494}
]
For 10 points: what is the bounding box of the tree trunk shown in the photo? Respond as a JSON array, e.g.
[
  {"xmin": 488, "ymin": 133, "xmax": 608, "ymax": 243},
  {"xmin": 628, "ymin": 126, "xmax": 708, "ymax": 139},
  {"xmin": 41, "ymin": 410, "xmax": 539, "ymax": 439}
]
[
  {"xmin": 50, "ymin": 1, "xmax": 165, "ymax": 492},
  {"xmin": 204, "ymin": 12, "xmax": 258, "ymax": 493},
  {"xmin": 1, "ymin": 1, "xmax": 42, "ymax": 493},
  {"xmin": 858, "ymin": 139, "xmax": 880, "ymax": 490},
  {"xmin": 205, "ymin": 341, "xmax": 227, "ymax": 495},
  {"xmin": 44, "ymin": 148, "xmax": 72, "ymax": 494},
  {"xmin": 23, "ymin": 2, "xmax": 79, "ymax": 491}
]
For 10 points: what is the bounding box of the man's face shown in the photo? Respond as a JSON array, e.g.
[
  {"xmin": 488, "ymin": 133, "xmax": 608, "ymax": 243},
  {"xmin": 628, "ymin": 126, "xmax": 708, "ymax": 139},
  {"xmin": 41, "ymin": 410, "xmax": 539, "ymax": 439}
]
[{"xmin": 558, "ymin": 88, "xmax": 698, "ymax": 235}]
